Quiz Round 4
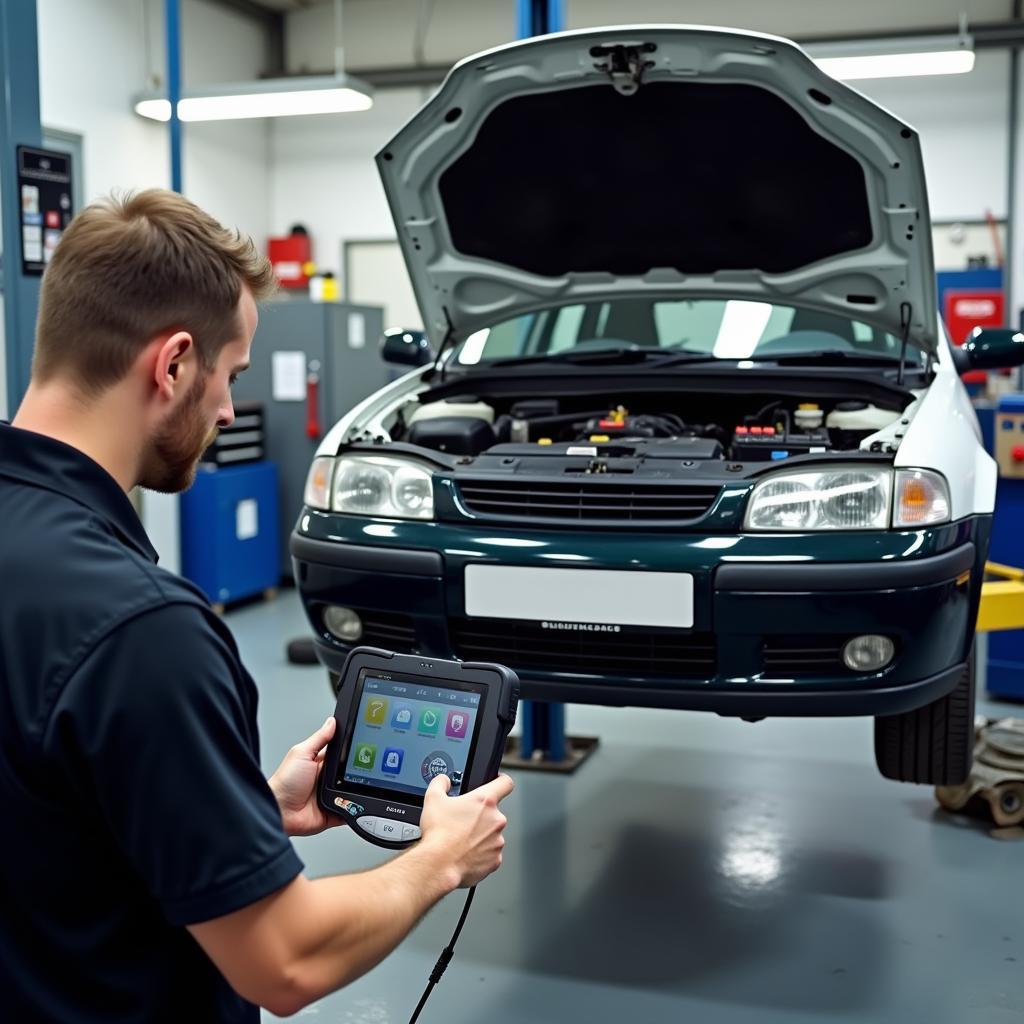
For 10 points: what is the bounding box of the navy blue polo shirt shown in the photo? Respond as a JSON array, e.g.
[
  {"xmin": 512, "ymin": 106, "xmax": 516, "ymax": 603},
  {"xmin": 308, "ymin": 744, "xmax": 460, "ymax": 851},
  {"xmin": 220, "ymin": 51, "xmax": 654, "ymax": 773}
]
[{"xmin": 0, "ymin": 423, "xmax": 303, "ymax": 1022}]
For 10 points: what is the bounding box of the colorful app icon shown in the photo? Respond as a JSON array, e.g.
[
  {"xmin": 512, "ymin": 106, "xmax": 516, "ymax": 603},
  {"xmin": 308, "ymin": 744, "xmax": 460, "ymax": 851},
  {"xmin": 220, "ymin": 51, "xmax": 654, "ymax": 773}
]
[
  {"xmin": 364, "ymin": 697, "xmax": 389, "ymax": 726},
  {"xmin": 382, "ymin": 748, "xmax": 405, "ymax": 775},
  {"xmin": 418, "ymin": 707, "xmax": 441, "ymax": 734},
  {"xmin": 420, "ymin": 750, "xmax": 453, "ymax": 785},
  {"xmin": 446, "ymin": 710, "xmax": 469, "ymax": 739},
  {"xmin": 353, "ymin": 743, "xmax": 377, "ymax": 771},
  {"xmin": 391, "ymin": 704, "xmax": 413, "ymax": 729}
]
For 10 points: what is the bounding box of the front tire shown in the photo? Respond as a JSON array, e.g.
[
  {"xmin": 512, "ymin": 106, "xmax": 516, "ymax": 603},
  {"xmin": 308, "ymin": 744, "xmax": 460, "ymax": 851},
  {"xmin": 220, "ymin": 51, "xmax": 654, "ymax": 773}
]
[{"xmin": 874, "ymin": 653, "xmax": 975, "ymax": 785}]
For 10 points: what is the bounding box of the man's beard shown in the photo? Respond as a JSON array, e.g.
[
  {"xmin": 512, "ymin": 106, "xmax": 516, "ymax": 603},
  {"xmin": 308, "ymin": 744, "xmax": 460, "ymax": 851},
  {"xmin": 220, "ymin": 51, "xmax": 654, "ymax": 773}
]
[{"xmin": 139, "ymin": 377, "xmax": 218, "ymax": 493}]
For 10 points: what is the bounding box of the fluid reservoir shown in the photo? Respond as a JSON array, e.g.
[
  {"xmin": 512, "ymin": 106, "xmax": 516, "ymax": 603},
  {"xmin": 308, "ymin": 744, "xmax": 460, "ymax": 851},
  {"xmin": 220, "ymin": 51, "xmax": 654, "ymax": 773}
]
[
  {"xmin": 794, "ymin": 403, "xmax": 824, "ymax": 430},
  {"xmin": 408, "ymin": 400, "xmax": 495, "ymax": 425},
  {"xmin": 825, "ymin": 401, "xmax": 894, "ymax": 431}
]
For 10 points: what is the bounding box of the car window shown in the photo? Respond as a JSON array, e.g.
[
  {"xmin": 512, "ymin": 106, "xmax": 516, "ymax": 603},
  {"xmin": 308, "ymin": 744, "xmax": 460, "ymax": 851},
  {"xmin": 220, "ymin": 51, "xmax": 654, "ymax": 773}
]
[
  {"xmin": 455, "ymin": 298, "xmax": 916, "ymax": 364},
  {"xmin": 549, "ymin": 304, "xmax": 586, "ymax": 352}
]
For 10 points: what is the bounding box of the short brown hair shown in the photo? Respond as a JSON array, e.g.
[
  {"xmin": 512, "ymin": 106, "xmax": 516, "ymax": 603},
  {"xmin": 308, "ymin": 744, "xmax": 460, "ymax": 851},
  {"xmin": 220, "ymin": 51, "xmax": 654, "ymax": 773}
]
[{"xmin": 33, "ymin": 189, "xmax": 277, "ymax": 394}]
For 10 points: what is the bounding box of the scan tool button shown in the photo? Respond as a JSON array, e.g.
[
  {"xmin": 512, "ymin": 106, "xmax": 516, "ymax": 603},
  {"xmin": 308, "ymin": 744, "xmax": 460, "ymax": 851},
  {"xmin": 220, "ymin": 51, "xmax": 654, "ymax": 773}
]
[
  {"xmin": 356, "ymin": 816, "xmax": 377, "ymax": 836},
  {"xmin": 375, "ymin": 818, "xmax": 403, "ymax": 842},
  {"xmin": 401, "ymin": 824, "xmax": 422, "ymax": 842}
]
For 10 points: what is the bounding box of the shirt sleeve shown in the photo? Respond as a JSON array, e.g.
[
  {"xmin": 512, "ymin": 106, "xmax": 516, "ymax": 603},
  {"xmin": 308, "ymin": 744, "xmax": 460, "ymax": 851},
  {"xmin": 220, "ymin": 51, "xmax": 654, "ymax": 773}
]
[{"xmin": 44, "ymin": 601, "xmax": 303, "ymax": 926}]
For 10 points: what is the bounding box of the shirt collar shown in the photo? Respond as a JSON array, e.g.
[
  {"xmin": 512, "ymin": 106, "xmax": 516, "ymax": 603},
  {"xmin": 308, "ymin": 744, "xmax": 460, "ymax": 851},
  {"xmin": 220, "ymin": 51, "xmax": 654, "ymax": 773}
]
[{"xmin": 0, "ymin": 422, "xmax": 160, "ymax": 564}]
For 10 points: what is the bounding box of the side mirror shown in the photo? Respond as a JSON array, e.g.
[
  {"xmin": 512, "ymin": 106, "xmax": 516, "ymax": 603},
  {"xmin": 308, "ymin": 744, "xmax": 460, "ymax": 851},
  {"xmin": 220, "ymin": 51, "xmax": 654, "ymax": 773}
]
[
  {"xmin": 381, "ymin": 328, "xmax": 433, "ymax": 367},
  {"xmin": 953, "ymin": 327, "xmax": 1024, "ymax": 373}
]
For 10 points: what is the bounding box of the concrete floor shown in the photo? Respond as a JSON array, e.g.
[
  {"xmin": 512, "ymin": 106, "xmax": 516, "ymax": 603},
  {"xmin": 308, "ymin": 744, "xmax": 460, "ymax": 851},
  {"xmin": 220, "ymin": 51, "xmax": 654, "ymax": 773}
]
[{"xmin": 232, "ymin": 592, "xmax": 1023, "ymax": 1024}]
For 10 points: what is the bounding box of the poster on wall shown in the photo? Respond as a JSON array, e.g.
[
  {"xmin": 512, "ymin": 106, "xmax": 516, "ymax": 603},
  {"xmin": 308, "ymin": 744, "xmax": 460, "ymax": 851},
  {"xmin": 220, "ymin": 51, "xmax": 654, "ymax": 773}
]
[{"xmin": 17, "ymin": 145, "xmax": 73, "ymax": 277}]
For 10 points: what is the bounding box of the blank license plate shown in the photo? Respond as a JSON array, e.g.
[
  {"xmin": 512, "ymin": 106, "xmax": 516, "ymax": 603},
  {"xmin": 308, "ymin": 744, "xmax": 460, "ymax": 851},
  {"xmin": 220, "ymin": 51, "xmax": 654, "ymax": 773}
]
[{"xmin": 464, "ymin": 565, "xmax": 693, "ymax": 629}]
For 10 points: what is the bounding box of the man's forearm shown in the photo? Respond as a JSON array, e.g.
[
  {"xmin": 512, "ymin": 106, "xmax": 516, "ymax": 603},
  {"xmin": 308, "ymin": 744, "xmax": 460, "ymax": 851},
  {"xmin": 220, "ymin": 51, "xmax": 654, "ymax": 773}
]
[
  {"xmin": 289, "ymin": 843, "xmax": 459, "ymax": 1001},
  {"xmin": 191, "ymin": 842, "xmax": 460, "ymax": 1014}
]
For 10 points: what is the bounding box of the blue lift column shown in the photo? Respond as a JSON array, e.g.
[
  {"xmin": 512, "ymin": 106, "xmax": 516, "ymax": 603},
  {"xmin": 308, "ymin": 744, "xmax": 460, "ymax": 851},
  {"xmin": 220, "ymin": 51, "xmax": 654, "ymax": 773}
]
[
  {"xmin": 166, "ymin": 0, "xmax": 183, "ymax": 193},
  {"xmin": 0, "ymin": 0, "xmax": 43, "ymax": 415},
  {"xmin": 506, "ymin": 0, "xmax": 598, "ymax": 774}
]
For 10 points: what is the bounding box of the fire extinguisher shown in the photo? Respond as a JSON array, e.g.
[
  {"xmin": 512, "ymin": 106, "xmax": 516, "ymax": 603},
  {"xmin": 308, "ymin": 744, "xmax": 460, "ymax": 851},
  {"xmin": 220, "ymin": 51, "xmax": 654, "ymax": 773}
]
[{"xmin": 305, "ymin": 359, "xmax": 321, "ymax": 439}]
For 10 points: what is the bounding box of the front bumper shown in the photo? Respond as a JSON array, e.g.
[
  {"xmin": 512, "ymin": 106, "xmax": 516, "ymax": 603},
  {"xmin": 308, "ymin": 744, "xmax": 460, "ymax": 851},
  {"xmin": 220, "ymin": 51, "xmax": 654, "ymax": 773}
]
[{"xmin": 291, "ymin": 513, "xmax": 989, "ymax": 716}]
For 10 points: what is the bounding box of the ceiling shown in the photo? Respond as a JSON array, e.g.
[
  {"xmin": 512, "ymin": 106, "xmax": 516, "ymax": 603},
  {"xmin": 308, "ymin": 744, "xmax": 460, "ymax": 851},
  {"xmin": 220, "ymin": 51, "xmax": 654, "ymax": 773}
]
[
  {"xmin": 239, "ymin": 0, "xmax": 1019, "ymax": 25},
  {"xmin": 243, "ymin": 0, "xmax": 314, "ymax": 9}
]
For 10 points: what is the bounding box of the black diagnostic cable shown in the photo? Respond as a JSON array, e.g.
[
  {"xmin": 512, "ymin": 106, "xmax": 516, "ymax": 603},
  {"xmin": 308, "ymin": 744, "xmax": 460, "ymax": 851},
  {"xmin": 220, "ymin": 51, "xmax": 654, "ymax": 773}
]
[{"xmin": 408, "ymin": 886, "xmax": 477, "ymax": 1024}]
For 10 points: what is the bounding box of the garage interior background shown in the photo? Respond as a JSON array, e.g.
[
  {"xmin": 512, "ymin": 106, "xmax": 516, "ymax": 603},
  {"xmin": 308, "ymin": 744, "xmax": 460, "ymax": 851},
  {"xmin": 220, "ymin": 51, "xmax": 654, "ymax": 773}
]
[
  {"xmin": 0, "ymin": 0, "xmax": 1021, "ymax": 425},
  {"xmin": 4, "ymin": 3, "xmax": 1024, "ymax": 1023}
]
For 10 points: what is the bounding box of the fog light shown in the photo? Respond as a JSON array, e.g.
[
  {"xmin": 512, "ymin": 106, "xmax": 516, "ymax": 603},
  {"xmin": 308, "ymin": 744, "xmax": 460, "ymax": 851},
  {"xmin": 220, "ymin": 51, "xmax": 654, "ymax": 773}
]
[
  {"xmin": 842, "ymin": 634, "xmax": 895, "ymax": 672},
  {"xmin": 323, "ymin": 605, "xmax": 363, "ymax": 643}
]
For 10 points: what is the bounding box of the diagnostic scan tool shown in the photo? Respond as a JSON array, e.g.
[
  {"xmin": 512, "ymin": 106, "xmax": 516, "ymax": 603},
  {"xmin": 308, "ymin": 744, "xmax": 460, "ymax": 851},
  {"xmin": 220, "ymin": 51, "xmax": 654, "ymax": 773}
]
[{"xmin": 319, "ymin": 648, "xmax": 519, "ymax": 849}]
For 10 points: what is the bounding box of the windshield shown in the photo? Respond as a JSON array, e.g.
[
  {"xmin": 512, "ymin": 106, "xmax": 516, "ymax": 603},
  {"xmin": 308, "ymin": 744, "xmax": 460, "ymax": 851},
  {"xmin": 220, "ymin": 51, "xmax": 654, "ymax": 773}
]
[{"xmin": 453, "ymin": 299, "xmax": 918, "ymax": 366}]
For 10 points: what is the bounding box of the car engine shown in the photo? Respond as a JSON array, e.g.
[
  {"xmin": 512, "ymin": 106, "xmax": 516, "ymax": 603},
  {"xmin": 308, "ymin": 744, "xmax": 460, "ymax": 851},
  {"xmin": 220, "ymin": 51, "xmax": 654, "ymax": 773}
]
[{"xmin": 397, "ymin": 394, "xmax": 900, "ymax": 464}]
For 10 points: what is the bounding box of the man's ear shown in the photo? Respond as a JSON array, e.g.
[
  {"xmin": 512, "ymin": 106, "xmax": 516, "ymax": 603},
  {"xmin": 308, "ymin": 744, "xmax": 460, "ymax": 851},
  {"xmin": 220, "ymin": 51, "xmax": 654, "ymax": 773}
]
[{"xmin": 152, "ymin": 331, "xmax": 196, "ymax": 399}]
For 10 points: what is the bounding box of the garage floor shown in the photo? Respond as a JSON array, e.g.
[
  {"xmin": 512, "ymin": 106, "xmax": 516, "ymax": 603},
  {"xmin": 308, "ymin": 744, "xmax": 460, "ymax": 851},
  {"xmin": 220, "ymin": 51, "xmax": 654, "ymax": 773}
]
[{"xmin": 236, "ymin": 592, "xmax": 1023, "ymax": 1024}]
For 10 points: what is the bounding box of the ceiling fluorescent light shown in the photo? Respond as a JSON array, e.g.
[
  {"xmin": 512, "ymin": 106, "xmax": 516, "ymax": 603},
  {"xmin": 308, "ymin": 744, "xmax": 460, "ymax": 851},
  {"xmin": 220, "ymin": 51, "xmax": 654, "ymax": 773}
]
[
  {"xmin": 808, "ymin": 33, "xmax": 975, "ymax": 81},
  {"xmin": 134, "ymin": 74, "xmax": 373, "ymax": 122}
]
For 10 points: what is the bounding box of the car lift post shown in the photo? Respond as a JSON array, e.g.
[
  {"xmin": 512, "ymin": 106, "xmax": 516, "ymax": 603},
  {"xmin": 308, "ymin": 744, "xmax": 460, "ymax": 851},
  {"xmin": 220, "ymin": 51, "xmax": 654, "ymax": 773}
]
[
  {"xmin": 0, "ymin": 0, "xmax": 43, "ymax": 415},
  {"xmin": 165, "ymin": 0, "xmax": 183, "ymax": 194},
  {"xmin": 501, "ymin": 0, "xmax": 598, "ymax": 774}
]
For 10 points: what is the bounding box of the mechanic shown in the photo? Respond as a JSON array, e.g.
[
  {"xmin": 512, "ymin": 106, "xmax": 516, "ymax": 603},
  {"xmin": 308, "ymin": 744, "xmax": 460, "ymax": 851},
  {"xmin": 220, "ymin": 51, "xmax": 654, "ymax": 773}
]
[{"xmin": 0, "ymin": 189, "xmax": 514, "ymax": 1022}]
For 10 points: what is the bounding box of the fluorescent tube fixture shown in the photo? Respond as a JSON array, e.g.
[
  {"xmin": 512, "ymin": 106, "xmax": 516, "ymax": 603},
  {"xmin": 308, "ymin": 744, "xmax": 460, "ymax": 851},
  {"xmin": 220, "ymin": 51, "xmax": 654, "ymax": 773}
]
[
  {"xmin": 808, "ymin": 33, "xmax": 975, "ymax": 81},
  {"xmin": 134, "ymin": 74, "xmax": 373, "ymax": 122}
]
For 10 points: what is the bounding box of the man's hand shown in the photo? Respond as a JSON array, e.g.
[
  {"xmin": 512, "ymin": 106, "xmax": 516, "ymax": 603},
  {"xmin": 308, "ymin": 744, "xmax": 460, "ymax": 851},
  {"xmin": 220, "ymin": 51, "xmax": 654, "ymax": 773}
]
[
  {"xmin": 269, "ymin": 717, "xmax": 341, "ymax": 837},
  {"xmin": 415, "ymin": 772, "xmax": 514, "ymax": 888}
]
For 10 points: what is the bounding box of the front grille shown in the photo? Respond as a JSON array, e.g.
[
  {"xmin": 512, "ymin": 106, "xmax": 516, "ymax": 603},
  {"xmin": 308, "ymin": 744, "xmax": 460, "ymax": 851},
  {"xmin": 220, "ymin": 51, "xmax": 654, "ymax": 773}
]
[
  {"xmin": 449, "ymin": 618, "xmax": 716, "ymax": 677},
  {"xmin": 360, "ymin": 610, "xmax": 417, "ymax": 653},
  {"xmin": 762, "ymin": 636, "xmax": 848, "ymax": 677},
  {"xmin": 456, "ymin": 479, "xmax": 721, "ymax": 522}
]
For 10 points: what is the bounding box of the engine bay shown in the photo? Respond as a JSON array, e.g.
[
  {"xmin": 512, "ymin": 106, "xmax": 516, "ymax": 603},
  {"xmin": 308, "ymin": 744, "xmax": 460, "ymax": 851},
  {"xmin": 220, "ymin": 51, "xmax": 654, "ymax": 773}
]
[{"xmin": 391, "ymin": 390, "xmax": 909, "ymax": 467}]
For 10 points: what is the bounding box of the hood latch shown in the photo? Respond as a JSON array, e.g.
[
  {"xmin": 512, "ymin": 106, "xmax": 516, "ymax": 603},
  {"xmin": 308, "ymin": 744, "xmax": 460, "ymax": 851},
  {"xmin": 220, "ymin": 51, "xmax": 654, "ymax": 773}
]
[{"xmin": 591, "ymin": 42, "xmax": 656, "ymax": 96}]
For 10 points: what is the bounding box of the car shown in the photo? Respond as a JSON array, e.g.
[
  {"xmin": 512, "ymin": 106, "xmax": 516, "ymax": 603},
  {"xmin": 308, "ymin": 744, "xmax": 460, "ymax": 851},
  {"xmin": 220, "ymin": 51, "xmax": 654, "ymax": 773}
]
[{"xmin": 290, "ymin": 24, "xmax": 1024, "ymax": 785}]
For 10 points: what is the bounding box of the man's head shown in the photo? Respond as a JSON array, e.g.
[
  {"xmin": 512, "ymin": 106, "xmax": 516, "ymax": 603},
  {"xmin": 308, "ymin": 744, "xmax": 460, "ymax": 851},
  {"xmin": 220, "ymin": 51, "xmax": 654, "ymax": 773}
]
[{"xmin": 32, "ymin": 189, "xmax": 277, "ymax": 491}]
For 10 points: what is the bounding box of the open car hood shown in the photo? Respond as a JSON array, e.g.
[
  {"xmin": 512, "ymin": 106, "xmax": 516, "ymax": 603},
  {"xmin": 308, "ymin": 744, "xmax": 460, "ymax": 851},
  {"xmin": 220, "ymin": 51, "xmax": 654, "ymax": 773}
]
[{"xmin": 377, "ymin": 25, "xmax": 938, "ymax": 356}]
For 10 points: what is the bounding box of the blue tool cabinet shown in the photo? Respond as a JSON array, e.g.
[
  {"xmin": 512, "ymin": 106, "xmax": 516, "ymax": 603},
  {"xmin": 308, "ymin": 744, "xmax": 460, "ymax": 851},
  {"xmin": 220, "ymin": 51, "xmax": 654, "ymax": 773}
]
[
  {"xmin": 978, "ymin": 397, "xmax": 1024, "ymax": 700},
  {"xmin": 180, "ymin": 461, "xmax": 280, "ymax": 606}
]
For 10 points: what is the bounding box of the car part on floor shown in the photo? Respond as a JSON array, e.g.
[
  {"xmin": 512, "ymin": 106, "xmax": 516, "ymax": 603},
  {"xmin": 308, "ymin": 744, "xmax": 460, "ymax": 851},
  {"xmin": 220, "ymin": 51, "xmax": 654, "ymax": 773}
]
[{"xmin": 935, "ymin": 717, "xmax": 1024, "ymax": 828}]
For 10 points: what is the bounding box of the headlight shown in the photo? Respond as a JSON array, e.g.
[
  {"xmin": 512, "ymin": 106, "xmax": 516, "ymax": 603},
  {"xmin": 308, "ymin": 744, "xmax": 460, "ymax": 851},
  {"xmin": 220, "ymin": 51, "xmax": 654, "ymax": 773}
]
[
  {"xmin": 746, "ymin": 466, "xmax": 891, "ymax": 531},
  {"xmin": 893, "ymin": 469, "xmax": 950, "ymax": 527},
  {"xmin": 303, "ymin": 457, "xmax": 334, "ymax": 510},
  {"xmin": 332, "ymin": 456, "xmax": 435, "ymax": 520}
]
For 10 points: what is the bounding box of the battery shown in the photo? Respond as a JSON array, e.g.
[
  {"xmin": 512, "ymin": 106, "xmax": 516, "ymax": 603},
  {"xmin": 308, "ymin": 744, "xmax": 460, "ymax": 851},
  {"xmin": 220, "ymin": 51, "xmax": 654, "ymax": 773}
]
[{"xmin": 731, "ymin": 425, "xmax": 830, "ymax": 461}]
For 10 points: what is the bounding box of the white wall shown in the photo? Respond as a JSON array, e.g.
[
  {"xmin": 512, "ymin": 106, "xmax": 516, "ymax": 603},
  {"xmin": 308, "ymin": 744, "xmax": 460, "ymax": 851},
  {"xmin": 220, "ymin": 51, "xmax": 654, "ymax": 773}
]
[
  {"xmin": 286, "ymin": 0, "xmax": 516, "ymax": 75},
  {"xmin": 270, "ymin": 88, "xmax": 426, "ymax": 273},
  {"xmin": 36, "ymin": 0, "xmax": 271, "ymax": 245}
]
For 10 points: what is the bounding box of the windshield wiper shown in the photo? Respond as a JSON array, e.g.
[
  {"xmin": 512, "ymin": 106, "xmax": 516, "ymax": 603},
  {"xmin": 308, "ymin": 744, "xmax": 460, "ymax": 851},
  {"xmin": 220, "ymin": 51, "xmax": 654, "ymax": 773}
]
[
  {"xmin": 759, "ymin": 350, "xmax": 907, "ymax": 366},
  {"xmin": 647, "ymin": 349, "xmax": 911, "ymax": 370}
]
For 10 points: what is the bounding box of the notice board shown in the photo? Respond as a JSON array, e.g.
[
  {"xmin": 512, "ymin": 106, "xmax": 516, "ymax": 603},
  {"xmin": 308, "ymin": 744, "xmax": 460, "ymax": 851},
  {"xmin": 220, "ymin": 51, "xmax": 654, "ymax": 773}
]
[{"xmin": 17, "ymin": 145, "xmax": 73, "ymax": 276}]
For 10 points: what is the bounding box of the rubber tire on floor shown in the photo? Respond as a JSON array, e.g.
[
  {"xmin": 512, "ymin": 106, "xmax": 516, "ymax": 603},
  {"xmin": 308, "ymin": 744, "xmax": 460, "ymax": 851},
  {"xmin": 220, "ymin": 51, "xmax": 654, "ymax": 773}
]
[
  {"xmin": 285, "ymin": 636, "xmax": 319, "ymax": 665},
  {"xmin": 873, "ymin": 652, "xmax": 975, "ymax": 785}
]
